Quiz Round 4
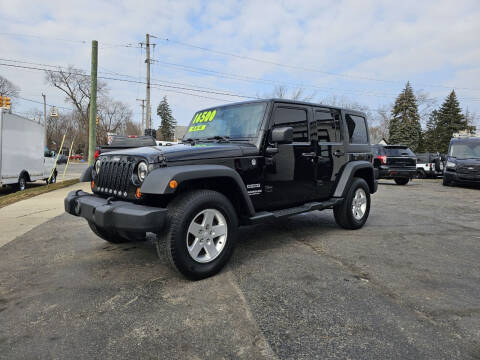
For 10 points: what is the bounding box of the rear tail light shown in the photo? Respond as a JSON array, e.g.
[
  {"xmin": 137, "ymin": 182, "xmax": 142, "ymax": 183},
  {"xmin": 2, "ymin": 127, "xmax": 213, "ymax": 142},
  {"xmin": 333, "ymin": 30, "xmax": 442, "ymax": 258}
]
[{"xmin": 377, "ymin": 155, "xmax": 387, "ymax": 164}]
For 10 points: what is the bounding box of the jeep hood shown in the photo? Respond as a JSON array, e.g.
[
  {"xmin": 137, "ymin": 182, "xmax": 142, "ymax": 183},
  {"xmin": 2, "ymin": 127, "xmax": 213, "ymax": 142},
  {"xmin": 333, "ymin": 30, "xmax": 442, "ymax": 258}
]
[{"xmin": 100, "ymin": 142, "xmax": 258, "ymax": 163}]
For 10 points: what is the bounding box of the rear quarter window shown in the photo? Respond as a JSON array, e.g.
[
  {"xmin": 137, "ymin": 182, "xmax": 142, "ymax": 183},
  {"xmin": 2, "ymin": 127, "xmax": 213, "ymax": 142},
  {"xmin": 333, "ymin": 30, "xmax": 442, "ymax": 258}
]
[{"xmin": 345, "ymin": 114, "xmax": 368, "ymax": 144}]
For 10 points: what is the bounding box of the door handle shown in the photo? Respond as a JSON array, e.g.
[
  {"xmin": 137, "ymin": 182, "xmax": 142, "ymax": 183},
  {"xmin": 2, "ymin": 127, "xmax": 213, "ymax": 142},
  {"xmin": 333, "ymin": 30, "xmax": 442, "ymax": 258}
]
[
  {"xmin": 302, "ymin": 152, "xmax": 316, "ymax": 158},
  {"xmin": 334, "ymin": 150, "xmax": 345, "ymax": 157}
]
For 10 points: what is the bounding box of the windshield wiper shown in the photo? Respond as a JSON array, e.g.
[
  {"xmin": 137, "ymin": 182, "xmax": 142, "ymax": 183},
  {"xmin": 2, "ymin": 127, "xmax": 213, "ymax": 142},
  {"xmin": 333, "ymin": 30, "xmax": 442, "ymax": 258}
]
[
  {"xmin": 182, "ymin": 138, "xmax": 196, "ymax": 145},
  {"xmin": 206, "ymin": 136, "xmax": 230, "ymax": 143}
]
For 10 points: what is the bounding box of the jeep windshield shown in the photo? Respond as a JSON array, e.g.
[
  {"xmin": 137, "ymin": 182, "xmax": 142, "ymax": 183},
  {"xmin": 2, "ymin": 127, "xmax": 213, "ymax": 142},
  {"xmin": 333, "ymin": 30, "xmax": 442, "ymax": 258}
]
[
  {"xmin": 449, "ymin": 141, "xmax": 480, "ymax": 159},
  {"xmin": 183, "ymin": 102, "xmax": 267, "ymax": 142}
]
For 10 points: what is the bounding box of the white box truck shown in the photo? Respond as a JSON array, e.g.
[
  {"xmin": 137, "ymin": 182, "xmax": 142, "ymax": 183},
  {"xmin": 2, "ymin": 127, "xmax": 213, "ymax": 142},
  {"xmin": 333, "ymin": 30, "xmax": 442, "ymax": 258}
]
[{"xmin": 0, "ymin": 109, "xmax": 57, "ymax": 190}]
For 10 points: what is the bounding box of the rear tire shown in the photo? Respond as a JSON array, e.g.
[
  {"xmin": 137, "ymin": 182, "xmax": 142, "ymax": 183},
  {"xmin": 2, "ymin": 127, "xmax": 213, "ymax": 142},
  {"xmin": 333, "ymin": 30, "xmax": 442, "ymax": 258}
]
[
  {"xmin": 394, "ymin": 177, "xmax": 409, "ymax": 185},
  {"xmin": 159, "ymin": 190, "xmax": 238, "ymax": 280},
  {"xmin": 18, "ymin": 175, "xmax": 27, "ymax": 191},
  {"xmin": 88, "ymin": 221, "xmax": 129, "ymax": 243},
  {"xmin": 46, "ymin": 170, "xmax": 57, "ymax": 184},
  {"xmin": 334, "ymin": 177, "xmax": 370, "ymax": 230},
  {"xmin": 416, "ymin": 170, "xmax": 426, "ymax": 179}
]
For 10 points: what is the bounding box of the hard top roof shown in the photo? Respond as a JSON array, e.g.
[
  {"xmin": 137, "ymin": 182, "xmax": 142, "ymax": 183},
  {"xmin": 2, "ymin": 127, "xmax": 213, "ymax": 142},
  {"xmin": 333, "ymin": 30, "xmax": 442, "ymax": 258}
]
[{"xmin": 195, "ymin": 98, "xmax": 367, "ymax": 118}]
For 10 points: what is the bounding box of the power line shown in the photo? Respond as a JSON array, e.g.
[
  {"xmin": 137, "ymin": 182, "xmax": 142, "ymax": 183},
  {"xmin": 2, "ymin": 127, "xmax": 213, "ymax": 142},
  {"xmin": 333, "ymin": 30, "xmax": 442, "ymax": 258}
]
[
  {"xmin": 12, "ymin": 95, "xmax": 74, "ymax": 111},
  {"xmin": 2, "ymin": 60, "xmax": 480, "ymax": 104},
  {"xmin": 0, "ymin": 32, "xmax": 141, "ymax": 49},
  {"xmin": 0, "ymin": 62, "xmax": 261, "ymax": 100},
  {"xmin": 156, "ymin": 35, "xmax": 480, "ymax": 92}
]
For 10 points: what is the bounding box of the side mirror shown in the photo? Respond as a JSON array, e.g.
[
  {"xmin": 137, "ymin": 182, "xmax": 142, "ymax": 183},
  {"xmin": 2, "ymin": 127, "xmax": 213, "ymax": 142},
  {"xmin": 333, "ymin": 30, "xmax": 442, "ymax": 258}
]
[{"xmin": 271, "ymin": 127, "xmax": 293, "ymax": 144}]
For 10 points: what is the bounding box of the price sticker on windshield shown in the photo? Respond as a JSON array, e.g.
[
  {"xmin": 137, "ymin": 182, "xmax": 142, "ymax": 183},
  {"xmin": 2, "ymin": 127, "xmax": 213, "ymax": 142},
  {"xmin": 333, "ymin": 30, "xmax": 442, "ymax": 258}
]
[{"xmin": 188, "ymin": 109, "xmax": 217, "ymax": 132}]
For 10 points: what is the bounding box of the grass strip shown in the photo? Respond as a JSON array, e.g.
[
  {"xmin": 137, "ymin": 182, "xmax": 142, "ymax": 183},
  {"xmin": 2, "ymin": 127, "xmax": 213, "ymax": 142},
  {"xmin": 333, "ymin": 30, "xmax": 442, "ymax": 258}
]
[{"xmin": 0, "ymin": 179, "xmax": 79, "ymax": 209}]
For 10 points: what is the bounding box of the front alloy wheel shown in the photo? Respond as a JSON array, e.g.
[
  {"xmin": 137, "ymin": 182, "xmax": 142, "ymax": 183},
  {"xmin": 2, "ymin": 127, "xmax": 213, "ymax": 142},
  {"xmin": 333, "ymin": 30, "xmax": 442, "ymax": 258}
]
[
  {"xmin": 351, "ymin": 188, "xmax": 367, "ymax": 221},
  {"xmin": 186, "ymin": 209, "xmax": 228, "ymax": 263},
  {"xmin": 160, "ymin": 189, "xmax": 238, "ymax": 280}
]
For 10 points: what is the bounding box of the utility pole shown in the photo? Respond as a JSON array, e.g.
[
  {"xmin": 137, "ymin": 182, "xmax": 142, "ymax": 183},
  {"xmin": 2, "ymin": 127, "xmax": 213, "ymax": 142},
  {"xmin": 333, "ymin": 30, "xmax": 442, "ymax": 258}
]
[
  {"xmin": 42, "ymin": 93, "xmax": 47, "ymax": 147},
  {"xmin": 136, "ymin": 98, "xmax": 145, "ymax": 132},
  {"xmin": 88, "ymin": 40, "xmax": 98, "ymax": 166},
  {"xmin": 145, "ymin": 33, "xmax": 151, "ymax": 130}
]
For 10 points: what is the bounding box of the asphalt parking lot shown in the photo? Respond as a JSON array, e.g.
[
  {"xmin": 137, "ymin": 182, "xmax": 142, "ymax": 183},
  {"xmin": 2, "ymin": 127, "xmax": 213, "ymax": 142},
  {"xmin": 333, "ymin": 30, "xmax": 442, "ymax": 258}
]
[{"xmin": 0, "ymin": 179, "xmax": 479, "ymax": 359}]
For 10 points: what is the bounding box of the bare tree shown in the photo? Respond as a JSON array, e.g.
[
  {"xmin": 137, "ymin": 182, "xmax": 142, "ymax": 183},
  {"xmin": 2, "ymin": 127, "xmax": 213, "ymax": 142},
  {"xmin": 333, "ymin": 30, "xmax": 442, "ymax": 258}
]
[
  {"xmin": 96, "ymin": 97, "xmax": 133, "ymax": 144},
  {"xmin": 0, "ymin": 75, "xmax": 20, "ymax": 97},
  {"xmin": 261, "ymin": 85, "xmax": 316, "ymax": 101},
  {"xmin": 123, "ymin": 119, "xmax": 142, "ymax": 136},
  {"xmin": 416, "ymin": 90, "xmax": 437, "ymax": 127},
  {"xmin": 45, "ymin": 66, "xmax": 109, "ymax": 153}
]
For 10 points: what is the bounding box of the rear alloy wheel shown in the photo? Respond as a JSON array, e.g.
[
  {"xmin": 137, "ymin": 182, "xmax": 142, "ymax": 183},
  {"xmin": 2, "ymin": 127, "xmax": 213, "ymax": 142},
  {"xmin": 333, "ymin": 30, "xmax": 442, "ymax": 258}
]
[
  {"xmin": 334, "ymin": 177, "xmax": 370, "ymax": 230},
  {"xmin": 394, "ymin": 177, "xmax": 410, "ymax": 185},
  {"xmin": 160, "ymin": 190, "xmax": 237, "ymax": 280}
]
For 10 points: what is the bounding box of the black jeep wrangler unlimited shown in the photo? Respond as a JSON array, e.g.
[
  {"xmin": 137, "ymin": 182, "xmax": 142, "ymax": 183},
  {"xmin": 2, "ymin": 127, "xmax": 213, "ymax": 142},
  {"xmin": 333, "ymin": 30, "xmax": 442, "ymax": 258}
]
[{"xmin": 65, "ymin": 99, "xmax": 377, "ymax": 279}]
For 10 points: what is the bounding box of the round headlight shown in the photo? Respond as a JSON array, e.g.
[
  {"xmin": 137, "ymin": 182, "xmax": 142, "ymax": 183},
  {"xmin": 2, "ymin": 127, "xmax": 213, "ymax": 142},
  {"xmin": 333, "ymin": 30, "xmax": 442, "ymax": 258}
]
[
  {"xmin": 446, "ymin": 161, "xmax": 456, "ymax": 169},
  {"xmin": 95, "ymin": 159, "xmax": 101, "ymax": 174},
  {"xmin": 137, "ymin": 161, "xmax": 148, "ymax": 182}
]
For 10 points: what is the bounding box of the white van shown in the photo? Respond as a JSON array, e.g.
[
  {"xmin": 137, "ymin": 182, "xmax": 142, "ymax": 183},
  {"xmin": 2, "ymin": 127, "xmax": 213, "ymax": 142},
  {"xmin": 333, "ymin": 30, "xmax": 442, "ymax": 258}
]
[{"xmin": 0, "ymin": 109, "xmax": 57, "ymax": 190}]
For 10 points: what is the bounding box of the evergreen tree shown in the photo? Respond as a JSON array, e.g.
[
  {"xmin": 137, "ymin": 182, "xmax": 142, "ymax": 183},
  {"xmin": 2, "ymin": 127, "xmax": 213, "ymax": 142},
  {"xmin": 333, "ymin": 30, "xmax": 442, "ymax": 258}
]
[
  {"xmin": 156, "ymin": 96, "xmax": 176, "ymax": 141},
  {"xmin": 435, "ymin": 90, "xmax": 468, "ymax": 153},
  {"xmin": 388, "ymin": 82, "xmax": 422, "ymax": 151}
]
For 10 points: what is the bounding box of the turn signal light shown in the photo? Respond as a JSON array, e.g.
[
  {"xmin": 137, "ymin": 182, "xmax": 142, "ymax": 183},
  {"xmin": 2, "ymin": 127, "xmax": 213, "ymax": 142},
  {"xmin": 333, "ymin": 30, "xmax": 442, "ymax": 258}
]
[
  {"xmin": 91, "ymin": 180, "xmax": 95, "ymax": 190},
  {"xmin": 135, "ymin": 187, "xmax": 142, "ymax": 199},
  {"xmin": 169, "ymin": 180, "xmax": 178, "ymax": 189}
]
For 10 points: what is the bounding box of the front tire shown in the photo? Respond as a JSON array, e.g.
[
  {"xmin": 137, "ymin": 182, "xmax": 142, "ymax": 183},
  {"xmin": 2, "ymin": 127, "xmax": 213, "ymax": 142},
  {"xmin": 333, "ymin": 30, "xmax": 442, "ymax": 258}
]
[
  {"xmin": 394, "ymin": 177, "xmax": 409, "ymax": 185},
  {"xmin": 159, "ymin": 190, "xmax": 238, "ymax": 280},
  {"xmin": 333, "ymin": 177, "xmax": 371, "ymax": 230}
]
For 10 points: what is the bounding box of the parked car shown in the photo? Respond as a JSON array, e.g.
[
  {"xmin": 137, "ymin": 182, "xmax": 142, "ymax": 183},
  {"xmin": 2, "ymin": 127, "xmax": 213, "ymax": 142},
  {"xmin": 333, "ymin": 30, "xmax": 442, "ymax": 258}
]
[
  {"xmin": 415, "ymin": 152, "xmax": 443, "ymax": 178},
  {"xmin": 372, "ymin": 144, "xmax": 417, "ymax": 185},
  {"xmin": 443, "ymin": 137, "xmax": 480, "ymax": 186},
  {"xmin": 69, "ymin": 154, "xmax": 84, "ymax": 161},
  {"xmin": 65, "ymin": 99, "xmax": 378, "ymax": 279},
  {"xmin": 57, "ymin": 154, "xmax": 68, "ymax": 164},
  {"xmin": 0, "ymin": 109, "xmax": 57, "ymax": 191}
]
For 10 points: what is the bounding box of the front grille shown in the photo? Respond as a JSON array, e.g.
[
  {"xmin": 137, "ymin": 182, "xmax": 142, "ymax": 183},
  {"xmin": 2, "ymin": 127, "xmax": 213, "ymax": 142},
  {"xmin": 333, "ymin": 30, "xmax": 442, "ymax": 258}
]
[
  {"xmin": 457, "ymin": 164, "xmax": 480, "ymax": 175},
  {"xmin": 95, "ymin": 159, "xmax": 136, "ymax": 197}
]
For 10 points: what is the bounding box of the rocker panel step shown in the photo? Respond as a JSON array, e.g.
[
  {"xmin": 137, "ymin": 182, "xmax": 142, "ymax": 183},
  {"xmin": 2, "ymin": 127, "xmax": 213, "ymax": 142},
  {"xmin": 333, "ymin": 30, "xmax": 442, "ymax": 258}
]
[{"xmin": 249, "ymin": 198, "xmax": 343, "ymax": 224}]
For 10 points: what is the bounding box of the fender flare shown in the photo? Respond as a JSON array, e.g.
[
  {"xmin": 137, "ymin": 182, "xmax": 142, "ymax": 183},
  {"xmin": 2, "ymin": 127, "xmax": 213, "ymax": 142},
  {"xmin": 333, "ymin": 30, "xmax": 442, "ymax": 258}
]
[
  {"xmin": 140, "ymin": 164, "xmax": 256, "ymax": 216},
  {"xmin": 80, "ymin": 166, "xmax": 93, "ymax": 182},
  {"xmin": 333, "ymin": 161, "xmax": 376, "ymax": 197}
]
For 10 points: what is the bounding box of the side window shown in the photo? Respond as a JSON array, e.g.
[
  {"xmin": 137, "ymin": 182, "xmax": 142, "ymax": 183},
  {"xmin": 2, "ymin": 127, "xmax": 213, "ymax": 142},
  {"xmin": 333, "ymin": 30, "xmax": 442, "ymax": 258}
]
[
  {"xmin": 315, "ymin": 109, "xmax": 340, "ymax": 143},
  {"xmin": 273, "ymin": 107, "xmax": 308, "ymax": 142},
  {"xmin": 346, "ymin": 114, "xmax": 368, "ymax": 144}
]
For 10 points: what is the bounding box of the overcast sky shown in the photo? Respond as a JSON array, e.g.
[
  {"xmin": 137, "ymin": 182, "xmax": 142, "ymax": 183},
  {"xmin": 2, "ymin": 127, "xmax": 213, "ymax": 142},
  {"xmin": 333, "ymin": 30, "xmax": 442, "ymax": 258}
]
[{"xmin": 1, "ymin": 0, "xmax": 479, "ymax": 128}]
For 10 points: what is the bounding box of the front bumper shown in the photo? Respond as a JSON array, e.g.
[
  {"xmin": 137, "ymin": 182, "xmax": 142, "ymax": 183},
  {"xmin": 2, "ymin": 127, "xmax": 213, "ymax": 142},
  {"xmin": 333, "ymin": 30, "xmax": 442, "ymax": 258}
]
[
  {"xmin": 444, "ymin": 171, "xmax": 480, "ymax": 183},
  {"xmin": 64, "ymin": 190, "xmax": 167, "ymax": 232}
]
